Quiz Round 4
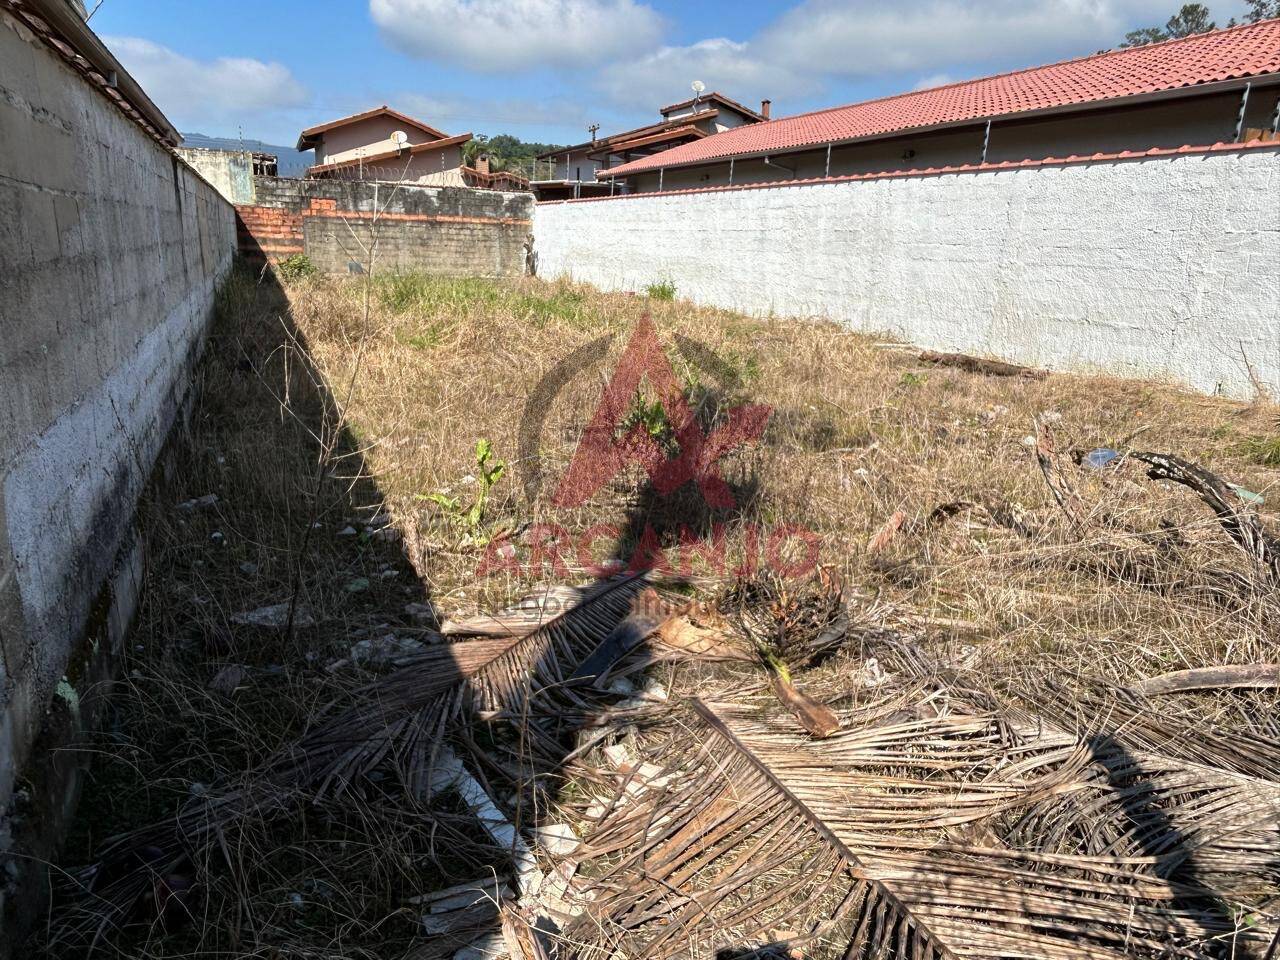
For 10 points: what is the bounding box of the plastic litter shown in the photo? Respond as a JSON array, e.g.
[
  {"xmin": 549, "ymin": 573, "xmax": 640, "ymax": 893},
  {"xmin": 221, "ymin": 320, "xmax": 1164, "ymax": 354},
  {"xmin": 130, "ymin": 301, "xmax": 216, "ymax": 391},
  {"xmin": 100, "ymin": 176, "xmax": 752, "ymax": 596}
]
[
  {"xmin": 1082, "ymin": 448, "xmax": 1121, "ymax": 469},
  {"xmin": 1228, "ymin": 483, "xmax": 1265, "ymax": 506}
]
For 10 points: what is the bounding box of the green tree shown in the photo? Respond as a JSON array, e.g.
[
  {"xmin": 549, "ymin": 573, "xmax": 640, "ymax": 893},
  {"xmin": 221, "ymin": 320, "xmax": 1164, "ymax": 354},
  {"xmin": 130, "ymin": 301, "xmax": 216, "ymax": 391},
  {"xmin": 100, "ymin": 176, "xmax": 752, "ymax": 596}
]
[
  {"xmin": 1122, "ymin": 3, "xmax": 1217, "ymax": 46},
  {"xmin": 463, "ymin": 133, "xmax": 564, "ymax": 172},
  {"xmin": 1242, "ymin": 0, "xmax": 1280, "ymax": 21}
]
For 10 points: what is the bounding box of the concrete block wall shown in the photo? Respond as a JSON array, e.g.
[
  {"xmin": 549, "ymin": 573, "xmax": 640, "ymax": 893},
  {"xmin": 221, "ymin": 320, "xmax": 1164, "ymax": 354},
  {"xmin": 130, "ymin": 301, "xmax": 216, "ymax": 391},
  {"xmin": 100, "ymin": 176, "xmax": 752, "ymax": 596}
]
[
  {"xmin": 238, "ymin": 176, "xmax": 533, "ymax": 276},
  {"xmin": 175, "ymin": 146, "xmax": 256, "ymax": 205},
  {"xmin": 535, "ymin": 146, "xmax": 1280, "ymax": 398},
  {"xmin": 0, "ymin": 6, "xmax": 237, "ymax": 921}
]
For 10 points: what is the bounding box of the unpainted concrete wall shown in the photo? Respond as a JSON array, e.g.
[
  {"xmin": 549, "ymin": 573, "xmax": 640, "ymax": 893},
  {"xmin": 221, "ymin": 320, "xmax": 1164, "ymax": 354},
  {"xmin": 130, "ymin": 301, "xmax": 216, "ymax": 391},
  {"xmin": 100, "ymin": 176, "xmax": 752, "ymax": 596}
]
[
  {"xmin": 535, "ymin": 147, "xmax": 1280, "ymax": 397},
  {"xmin": 175, "ymin": 146, "xmax": 256, "ymax": 204},
  {"xmin": 238, "ymin": 176, "xmax": 533, "ymax": 275},
  {"xmin": 0, "ymin": 7, "xmax": 237, "ymax": 916}
]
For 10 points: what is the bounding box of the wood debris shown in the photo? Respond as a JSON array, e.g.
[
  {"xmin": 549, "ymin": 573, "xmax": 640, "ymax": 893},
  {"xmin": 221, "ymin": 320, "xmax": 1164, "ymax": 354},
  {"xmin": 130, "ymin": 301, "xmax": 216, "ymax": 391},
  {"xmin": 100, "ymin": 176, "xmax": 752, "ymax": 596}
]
[
  {"xmin": 918, "ymin": 349, "xmax": 1048, "ymax": 379},
  {"xmin": 1132, "ymin": 663, "xmax": 1280, "ymax": 696}
]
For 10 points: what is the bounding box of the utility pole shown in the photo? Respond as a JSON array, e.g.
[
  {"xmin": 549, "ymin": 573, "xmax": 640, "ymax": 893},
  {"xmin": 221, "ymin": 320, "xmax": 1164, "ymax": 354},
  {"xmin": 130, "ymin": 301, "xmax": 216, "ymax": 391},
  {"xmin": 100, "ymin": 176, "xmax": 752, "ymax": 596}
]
[{"xmin": 588, "ymin": 123, "xmax": 600, "ymax": 144}]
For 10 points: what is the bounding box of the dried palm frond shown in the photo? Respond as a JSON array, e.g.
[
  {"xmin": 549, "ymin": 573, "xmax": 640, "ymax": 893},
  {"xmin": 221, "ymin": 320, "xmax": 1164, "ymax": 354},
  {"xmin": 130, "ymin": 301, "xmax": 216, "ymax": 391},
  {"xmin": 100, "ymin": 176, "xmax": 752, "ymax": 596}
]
[
  {"xmin": 55, "ymin": 573, "xmax": 651, "ymax": 950},
  {"xmin": 553, "ymin": 685, "xmax": 1280, "ymax": 959},
  {"xmin": 1033, "ymin": 682, "xmax": 1280, "ymax": 783}
]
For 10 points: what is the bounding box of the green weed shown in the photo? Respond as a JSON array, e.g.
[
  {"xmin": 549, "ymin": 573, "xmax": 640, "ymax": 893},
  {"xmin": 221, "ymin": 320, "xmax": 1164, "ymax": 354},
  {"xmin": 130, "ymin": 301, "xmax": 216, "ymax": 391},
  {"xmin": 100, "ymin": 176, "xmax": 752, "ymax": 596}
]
[
  {"xmin": 621, "ymin": 389, "xmax": 678, "ymax": 456},
  {"xmin": 1240, "ymin": 434, "xmax": 1280, "ymax": 466},
  {"xmin": 275, "ymin": 254, "xmax": 316, "ymax": 283},
  {"xmin": 419, "ymin": 439, "xmax": 506, "ymax": 543},
  {"xmin": 644, "ymin": 280, "xmax": 677, "ymax": 301}
]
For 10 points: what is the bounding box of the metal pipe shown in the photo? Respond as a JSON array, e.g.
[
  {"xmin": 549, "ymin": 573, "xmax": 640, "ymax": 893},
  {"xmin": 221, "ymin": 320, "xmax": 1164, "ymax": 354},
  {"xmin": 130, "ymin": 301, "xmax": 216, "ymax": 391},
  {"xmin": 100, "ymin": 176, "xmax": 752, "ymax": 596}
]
[
  {"xmin": 658, "ymin": 168, "xmax": 664, "ymax": 191},
  {"xmin": 1271, "ymin": 95, "xmax": 1280, "ymax": 136},
  {"xmin": 728, "ymin": 157, "xmax": 735, "ymax": 185},
  {"xmin": 825, "ymin": 143, "xmax": 832, "ymax": 178},
  {"xmin": 762, "ymin": 155, "xmax": 796, "ymax": 177},
  {"xmin": 1233, "ymin": 82, "xmax": 1252, "ymax": 142},
  {"xmin": 980, "ymin": 120, "xmax": 992, "ymax": 164}
]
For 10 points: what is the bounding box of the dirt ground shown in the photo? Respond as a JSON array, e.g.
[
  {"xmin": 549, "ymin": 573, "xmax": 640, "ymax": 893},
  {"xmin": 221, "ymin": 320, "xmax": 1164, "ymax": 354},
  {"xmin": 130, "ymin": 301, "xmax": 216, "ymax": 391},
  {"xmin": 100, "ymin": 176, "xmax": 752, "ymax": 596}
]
[{"xmin": 35, "ymin": 263, "xmax": 1280, "ymax": 958}]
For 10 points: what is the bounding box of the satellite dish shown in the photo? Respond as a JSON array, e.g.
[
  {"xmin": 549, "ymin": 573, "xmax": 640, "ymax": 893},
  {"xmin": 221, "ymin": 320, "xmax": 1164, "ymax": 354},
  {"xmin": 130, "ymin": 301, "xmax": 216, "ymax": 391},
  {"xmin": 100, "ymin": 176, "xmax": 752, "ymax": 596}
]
[
  {"xmin": 691, "ymin": 80, "xmax": 705, "ymax": 94},
  {"xmin": 391, "ymin": 130, "xmax": 409, "ymax": 147}
]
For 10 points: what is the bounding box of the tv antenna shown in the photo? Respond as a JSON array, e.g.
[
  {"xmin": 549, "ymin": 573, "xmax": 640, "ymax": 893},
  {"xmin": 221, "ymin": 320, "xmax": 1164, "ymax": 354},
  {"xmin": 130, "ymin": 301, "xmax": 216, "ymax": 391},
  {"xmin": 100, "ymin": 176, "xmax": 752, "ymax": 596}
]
[{"xmin": 588, "ymin": 123, "xmax": 600, "ymax": 143}]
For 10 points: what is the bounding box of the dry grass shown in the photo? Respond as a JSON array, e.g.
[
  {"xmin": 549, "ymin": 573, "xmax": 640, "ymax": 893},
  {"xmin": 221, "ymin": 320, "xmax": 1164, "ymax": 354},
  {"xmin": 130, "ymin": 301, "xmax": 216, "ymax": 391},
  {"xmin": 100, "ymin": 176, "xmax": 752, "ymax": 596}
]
[
  {"xmin": 287, "ymin": 269, "xmax": 1280, "ymax": 692},
  {"xmin": 40, "ymin": 262, "xmax": 1280, "ymax": 956}
]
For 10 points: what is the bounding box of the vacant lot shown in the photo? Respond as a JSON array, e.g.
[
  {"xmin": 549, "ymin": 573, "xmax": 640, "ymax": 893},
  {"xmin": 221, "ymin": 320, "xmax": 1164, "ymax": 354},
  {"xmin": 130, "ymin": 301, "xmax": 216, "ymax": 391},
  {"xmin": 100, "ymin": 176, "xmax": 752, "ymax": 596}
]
[
  {"xmin": 42, "ymin": 266, "xmax": 1280, "ymax": 957},
  {"xmin": 289, "ymin": 269, "xmax": 1280, "ymax": 684}
]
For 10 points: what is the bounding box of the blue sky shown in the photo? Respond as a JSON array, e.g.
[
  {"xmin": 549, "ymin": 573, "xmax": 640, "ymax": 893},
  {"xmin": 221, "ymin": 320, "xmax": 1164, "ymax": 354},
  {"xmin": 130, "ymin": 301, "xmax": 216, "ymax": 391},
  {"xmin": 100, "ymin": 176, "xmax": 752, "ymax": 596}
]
[{"xmin": 92, "ymin": 0, "xmax": 1255, "ymax": 150}]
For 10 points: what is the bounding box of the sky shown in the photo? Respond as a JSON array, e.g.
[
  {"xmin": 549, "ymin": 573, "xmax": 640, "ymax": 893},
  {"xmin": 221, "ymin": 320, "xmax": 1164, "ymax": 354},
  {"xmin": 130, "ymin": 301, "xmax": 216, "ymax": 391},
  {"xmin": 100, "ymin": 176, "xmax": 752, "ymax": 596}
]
[{"xmin": 90, "ymin": 0, "xmax": 1257, "ymax": 150}]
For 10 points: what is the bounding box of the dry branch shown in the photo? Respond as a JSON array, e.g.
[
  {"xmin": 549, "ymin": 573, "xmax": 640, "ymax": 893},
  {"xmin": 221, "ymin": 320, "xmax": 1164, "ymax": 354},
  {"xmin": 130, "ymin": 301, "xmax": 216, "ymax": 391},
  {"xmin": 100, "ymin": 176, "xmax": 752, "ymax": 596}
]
[
  {"xmin": 1131, "ymin": 451, "xmax": 1280, "ymax": 580},
  {"xmin": 1132, "ymin": 664, "xmax": 1280, "ymax": 696}
]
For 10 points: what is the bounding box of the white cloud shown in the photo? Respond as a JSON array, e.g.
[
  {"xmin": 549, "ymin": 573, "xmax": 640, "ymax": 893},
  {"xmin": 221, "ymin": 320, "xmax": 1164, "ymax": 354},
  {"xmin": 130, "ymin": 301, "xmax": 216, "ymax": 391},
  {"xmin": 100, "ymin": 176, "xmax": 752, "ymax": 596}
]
[
  {"xmin": 757, "ymin": 0, "xmax": 1178, "ymax": 78},
  {"xmin": 593, "ymin": 0, "xmax": 1231, "ymax": 116},
  {"xmin": 595, "ymin": 37, "xmax": 814, "ymax": 112},
  {"xmin": 370, "ymin": 0, "xmax": 665, "ymax": 72},
  {"xmin": 913, "ymin": 72, "xmax": 956, "ymax": 90},
  {"xmin": 395, "ymin": 93, "xmax": 597, "ymax": 132},
  {"xmin": 105, "ymin": 37, "xmax": 309, "ymax": 131}
]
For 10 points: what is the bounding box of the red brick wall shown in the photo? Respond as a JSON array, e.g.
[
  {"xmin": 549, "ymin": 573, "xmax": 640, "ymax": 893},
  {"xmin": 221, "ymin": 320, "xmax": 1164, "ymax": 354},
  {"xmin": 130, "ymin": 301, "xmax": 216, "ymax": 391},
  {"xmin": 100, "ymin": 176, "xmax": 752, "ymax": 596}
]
[
  {"xmin": 234, "ymin": 178, "xmax": 532, "ymax": 276},
  {"xmin": 235, "ymin": 204, "xmax": 303, "ymax": 263}
]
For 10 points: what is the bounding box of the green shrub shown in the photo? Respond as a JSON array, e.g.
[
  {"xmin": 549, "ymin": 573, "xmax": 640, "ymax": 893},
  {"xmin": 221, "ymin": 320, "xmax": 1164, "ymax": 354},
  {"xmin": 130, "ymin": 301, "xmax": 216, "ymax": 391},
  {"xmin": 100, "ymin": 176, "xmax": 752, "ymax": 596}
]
[
  {"xmin": 275, "ymin": 254, "xmax": 316, "ymax": 283},
  {"xmin": 644, "ymin": 280, "xmax": 676, "ymax": 301}
]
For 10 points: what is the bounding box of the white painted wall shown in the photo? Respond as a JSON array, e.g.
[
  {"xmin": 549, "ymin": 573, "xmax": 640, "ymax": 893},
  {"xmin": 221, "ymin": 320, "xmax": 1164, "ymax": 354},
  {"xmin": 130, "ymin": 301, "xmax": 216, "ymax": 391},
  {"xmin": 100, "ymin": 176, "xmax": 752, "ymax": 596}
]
[{"xmin": 535, "ymin": 149, "xmax": 1280, "ymax": 397}]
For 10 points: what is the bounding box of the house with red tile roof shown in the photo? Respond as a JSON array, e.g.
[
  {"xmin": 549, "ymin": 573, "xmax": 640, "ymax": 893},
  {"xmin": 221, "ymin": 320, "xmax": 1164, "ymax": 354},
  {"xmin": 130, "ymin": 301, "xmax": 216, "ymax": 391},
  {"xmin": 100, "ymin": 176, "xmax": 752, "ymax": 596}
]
[
  {"xmin": 597, "ymin": 20, "xmax": 1280, "ymax": 195},
  {"xmin": 533, "ymin": 92, "xmax": 770, "ymax": 200},
  {"xmin": 297, "ymin": 105, "xmax": 473, "ymax": 185}
]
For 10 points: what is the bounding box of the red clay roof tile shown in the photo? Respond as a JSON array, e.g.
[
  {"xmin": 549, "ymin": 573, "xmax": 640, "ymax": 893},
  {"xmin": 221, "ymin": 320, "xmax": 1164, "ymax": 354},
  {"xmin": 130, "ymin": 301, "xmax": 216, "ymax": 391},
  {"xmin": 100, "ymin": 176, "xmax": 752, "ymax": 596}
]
[
  {"xmin": 602, "ymin": 19, "xmax": 1280, "ymax": 179},
  {"xmin": 557, "ymin": 140, "xmax": 1280, "ymax": 204}
]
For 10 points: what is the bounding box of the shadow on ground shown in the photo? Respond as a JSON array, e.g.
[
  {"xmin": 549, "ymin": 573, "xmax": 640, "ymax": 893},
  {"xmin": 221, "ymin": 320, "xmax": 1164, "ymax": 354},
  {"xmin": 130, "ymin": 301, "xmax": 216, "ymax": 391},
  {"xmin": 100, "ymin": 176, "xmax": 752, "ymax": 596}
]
[{"xmin": 32, "ymin": 260, "xmax": 783, "ymax": 959}]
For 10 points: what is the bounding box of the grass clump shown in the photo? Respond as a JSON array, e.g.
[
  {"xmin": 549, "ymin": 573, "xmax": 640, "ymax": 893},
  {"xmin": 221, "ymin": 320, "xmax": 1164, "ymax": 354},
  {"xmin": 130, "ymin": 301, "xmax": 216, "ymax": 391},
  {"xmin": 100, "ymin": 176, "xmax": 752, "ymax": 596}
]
[
  {"xmin": 644, "ymin": 279, "xmax": 676, "ymax": 301},
  {"xmin": 1240, "ymin": 433, "xmax": 1280, "ymax": 466},
  {"xmin": 274, "ymin": 253, "xmax": 316, "ymax": 283}
]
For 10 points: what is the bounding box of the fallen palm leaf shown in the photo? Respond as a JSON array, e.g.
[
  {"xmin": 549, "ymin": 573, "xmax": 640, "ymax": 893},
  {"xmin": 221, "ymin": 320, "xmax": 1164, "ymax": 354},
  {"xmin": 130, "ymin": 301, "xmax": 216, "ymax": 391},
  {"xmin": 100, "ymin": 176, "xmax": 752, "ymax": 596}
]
[
  {"xmin": 1035, "ymin": 419, "xmax": 1087, "ymax": 528},
  {"xmin": 654, "ymin": 602, "xmax": 748, "ymax": 660},
  {"xmin": 570, "ymin": 587, "xmax": 674, "ymax": 683},
  {"xmin": 556, "ymin": 683, "xmax": 1280, "ymax": 959},
  {"xmin": 443, "ymin": 584, "xmax": 596, "ymax": 637},
  {"xmin": 56, "ymin": 573, "xmax": 653, "ymax": 950},
  {"xmin": 867, "ymin": 509, "xmax": 907, "ymax": 553},
  {"xmin": 919, "ymin": 350, "xmax": 1048, "ymax": 379},
  {"xmin": 1131, "ymin": 451, "xmax": 1280, "ymax": 580}
]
